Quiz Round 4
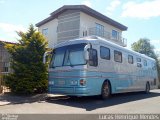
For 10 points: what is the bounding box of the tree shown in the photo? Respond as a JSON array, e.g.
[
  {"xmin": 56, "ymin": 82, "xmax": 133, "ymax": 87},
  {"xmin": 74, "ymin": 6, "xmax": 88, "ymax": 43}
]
[
  {"xmin": 131, "ymin": 38, "xmax": 160, "ymax": 88},
  {"xmin": 5, "ymin": 24, "xmax": 48, "ymax": 94},
  {"xmin": 131, "ymin": 38, "xmax": 157, "ymax": 59}
]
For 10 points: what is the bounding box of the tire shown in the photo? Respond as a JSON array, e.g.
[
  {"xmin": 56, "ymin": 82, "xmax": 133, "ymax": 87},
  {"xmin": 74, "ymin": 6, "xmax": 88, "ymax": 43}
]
[
  {"xmin": 101, "ymin": 81, "xmax": 111, "ymax": 99},
  {"xmin": 145, "ymin": 82, "xmax": 150, "ymax": 93}
]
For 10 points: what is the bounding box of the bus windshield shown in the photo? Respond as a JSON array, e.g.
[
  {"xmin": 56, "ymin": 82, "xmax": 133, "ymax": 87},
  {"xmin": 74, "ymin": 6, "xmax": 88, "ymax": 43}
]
[{"xmin": 50, "ymin": 43, "xmax": 87, "ymax": 68}]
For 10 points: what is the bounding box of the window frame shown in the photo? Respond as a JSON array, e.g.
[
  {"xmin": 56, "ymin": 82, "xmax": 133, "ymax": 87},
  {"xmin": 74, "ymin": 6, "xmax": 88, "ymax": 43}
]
[
  {"xmin": 100, "ymin": 46, "xmax": 110, "ymax": 60},
  {"xmin": 88, "ymin": 48, "xmax": 98, "ymax": 67},
  {"xmin": 114, "ymin": 50, "xmax": 122, "ymax": 63},
  {"xmin": 42, "ymin": 28, "xmax": 48, "ymax": 36},
  {"xmin": 128, "ymin": 55, "xmax": 134, "ymax": 64},
  {"xmin": 143, "ymin": 60, "xmax": 147, "ymax": 66},
  {"xmin": 112, "ymin": 30, "xmax": 119, "ymax": 40},
  {"xmin": 137, "ymin": 63, "xmax": 142, "ymax": 68},
  {"xmin": 95, "ymin": 23, "xmax": 104, "ymax": 37},
  {"xmin": 137, "ymin": 57, "xmax": 141, "ymax": 62},
  {"xmin": 152, "ymin": 62, "xmax": 156, "ymax": 70}
]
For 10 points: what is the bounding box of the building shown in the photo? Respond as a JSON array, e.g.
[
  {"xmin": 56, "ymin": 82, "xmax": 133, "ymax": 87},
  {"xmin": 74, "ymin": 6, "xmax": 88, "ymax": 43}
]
[
  {"xmin": 0, "ymin": 41, "xmax": 13, "ymax": 74},
  {"xmin": 36, "ymin": 5, "xmax": 128, "ymax": 48},
  {"xmin": 0, "ymin": 40, "xmax": 13, "ymax": 93}
]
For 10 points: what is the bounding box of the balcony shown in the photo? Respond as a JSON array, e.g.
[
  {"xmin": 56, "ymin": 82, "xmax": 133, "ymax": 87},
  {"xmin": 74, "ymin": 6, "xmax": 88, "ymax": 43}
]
[{"xmin": 87, "ymin": 27, "xmax": 127, "ymax": 47}]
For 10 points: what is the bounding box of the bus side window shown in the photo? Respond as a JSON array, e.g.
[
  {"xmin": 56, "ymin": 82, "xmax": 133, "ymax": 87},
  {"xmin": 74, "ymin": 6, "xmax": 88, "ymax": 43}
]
[
  {"xmin": 100, "ymin": 46, "xmax": 110, "ymax": 60},
  {"xmin": 152, "ymin": 62, "xmax": 156, "ymax": 70},
  {"xmin": 143, "ymin": 60, "xmax": 147, "ymax": 66},
  {"xmin": 128, "ymin": 55, "xmax": 134, "ymax": 64},
  {"xmin": 89, "ymin": 49, "xmax": 98, "ymax": 67},
  {"xmin": 136, "ymin": 57, "xmax": 142, "ymax": 68},
  {"xmin": 137, "ymin": 63, "xmax": 142, "ymax": 68},
  {"xmin": 137, "ymin": 58, "xmax": 141, "ymax": 62},
  {"xmin": 114, "ymin": 50, "xmax": 122, "ymax": 63}
]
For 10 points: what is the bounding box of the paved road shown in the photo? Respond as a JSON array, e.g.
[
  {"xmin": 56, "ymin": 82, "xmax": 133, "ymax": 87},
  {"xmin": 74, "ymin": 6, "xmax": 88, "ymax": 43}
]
[{"xmin": 0, "ymin": 89, "xmax": 160, "ymax": 114}]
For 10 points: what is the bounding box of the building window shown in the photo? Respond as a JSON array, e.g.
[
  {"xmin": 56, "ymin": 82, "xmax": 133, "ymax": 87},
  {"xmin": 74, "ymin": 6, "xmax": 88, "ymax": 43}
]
[
  {"xmin": 143, "ymin": 60, "xmax": 147, "ymax": 66},
  {"xmin": 100, "ymin": 46, "xmax": 110, "ymax": 60},
  {"xmin": 42, "ymin": 28, "xmax": 48, "ymax": 36},
  {"xmin": 2, "ymin": 62, "xmax": 9, "ymax": 72},
  {"xmin": 128, "ymin": 55, "xmax": 134, "ymax": 64},
  {"xmin": 95, "ymin": 23, "xmax": 104, "ymax": 37},
  {"xmin": 112, "ymin": 30, "xmax": 119, "ymax": 40},
  {"xmin": 114, "ymin": 50, "xmax": 122, "ymax": 63}
]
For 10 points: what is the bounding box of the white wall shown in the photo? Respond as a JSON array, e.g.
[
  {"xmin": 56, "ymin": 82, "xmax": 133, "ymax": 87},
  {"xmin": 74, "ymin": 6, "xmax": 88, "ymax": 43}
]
[
  {"xmin": 38, "ymin": 11, "xmax": 124, "ymax": 48},
  {"xmin": 38, "ymin": 19, "xmax": 58, "ymax": 48},
  {"xmin": 80, "ymin": 12, "xmax": 123, "ymax": 46},
  {"xmin": 80, "ymin": 12, "xmax": 122, "ymax": 36}
]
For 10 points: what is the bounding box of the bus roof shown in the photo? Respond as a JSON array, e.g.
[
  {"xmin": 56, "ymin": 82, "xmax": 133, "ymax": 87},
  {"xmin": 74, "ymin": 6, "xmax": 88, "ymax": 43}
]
[{"xmin": 54, "ymin": 36, "xmax": 155, "ymax": 61}]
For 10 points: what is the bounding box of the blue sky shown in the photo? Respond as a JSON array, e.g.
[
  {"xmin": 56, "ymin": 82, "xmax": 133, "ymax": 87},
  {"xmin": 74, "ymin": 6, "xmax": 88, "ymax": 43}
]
[{"xmin": 0, "ymin": 0, "xmax": 160, "ymax": 52}]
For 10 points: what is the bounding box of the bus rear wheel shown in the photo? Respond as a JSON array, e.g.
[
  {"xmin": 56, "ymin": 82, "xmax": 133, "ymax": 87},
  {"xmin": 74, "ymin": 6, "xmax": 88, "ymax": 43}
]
[
  {"xmin": 145, "ymin": 82, "xmax": 150, "ymax": 93},
  {"xmin": 101, "ymin": 81, "xmax": 111, "ymax": 99}
]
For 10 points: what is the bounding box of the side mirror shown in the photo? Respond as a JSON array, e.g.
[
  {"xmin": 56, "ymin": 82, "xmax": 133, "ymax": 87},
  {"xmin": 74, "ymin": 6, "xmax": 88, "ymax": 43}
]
[
  {"xmin": 43, "ymin": 51, "xmax": 51, "ymax": 64},
  {"xmin": 84, "ymin": 44, "xmax": 90, "ymax": 61},
  {"xmin": 43, "ymin": 52, "xmax": 48, "ymax": 64}
]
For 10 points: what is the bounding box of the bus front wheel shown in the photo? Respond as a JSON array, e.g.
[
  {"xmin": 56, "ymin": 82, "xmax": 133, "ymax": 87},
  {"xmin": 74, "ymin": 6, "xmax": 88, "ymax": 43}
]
[{"xmin": 101, "ymin": 81, "xmax": 111, "ymax": 99}]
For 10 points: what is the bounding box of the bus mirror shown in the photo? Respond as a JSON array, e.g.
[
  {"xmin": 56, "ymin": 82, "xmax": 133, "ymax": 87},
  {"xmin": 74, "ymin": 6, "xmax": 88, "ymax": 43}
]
[
  {"xmin": 43, "ymin": 52, "xmax": 48, "ymax": 64},
  {"xmin": 84, "ymin": 44, "xmax": 90, "ymax": 61},
  {"xmin": 84, "ymin": 50, "xmax": 89, "ymax": 61},
  {"xmin": 43, "ymin": 51, "xmax": 51, "ymax": 64}
]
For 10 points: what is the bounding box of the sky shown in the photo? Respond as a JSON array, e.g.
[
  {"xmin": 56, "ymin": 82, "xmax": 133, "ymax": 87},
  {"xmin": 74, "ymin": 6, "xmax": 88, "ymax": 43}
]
[{"xmin": 0, "ymin": 0, "xmax": 160, "ymax": 52}]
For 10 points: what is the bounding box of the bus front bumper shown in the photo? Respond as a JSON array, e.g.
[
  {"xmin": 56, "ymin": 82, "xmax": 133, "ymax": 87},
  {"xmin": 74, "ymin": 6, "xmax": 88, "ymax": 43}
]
[{"xmin": 48, "ymin": 86, "xmax": 91, "ymax": 96}]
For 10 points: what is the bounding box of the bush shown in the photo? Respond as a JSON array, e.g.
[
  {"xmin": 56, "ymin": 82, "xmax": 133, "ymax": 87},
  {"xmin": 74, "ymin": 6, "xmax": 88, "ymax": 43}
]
[{"xmin": 5, "ymin": 25, "xmax": 48, "ymax": 95}]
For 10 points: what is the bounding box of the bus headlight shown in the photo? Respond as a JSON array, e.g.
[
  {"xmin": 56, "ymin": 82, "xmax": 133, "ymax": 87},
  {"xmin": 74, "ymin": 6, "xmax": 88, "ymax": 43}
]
[
  {"xmin": 70, "ymin": 80, "xmax": 78, "ymax": 85},
  {"xmin": 49, "ymin": 81, "xmax": 54, "ymax": 85},
  {"xmin": 80, "ymin": 79, "xmax": 86, "ymax": 86}
]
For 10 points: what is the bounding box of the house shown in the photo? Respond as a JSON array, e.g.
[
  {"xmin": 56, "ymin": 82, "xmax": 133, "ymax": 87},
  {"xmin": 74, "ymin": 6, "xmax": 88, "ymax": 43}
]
[
  {"xmin": 0, "ymin": 41, "xmax": 13, "ymax": 74},
  {"xmin": 0, "ymin": 40, "xmax": 13, "ymax": 93},
  {"xmin": 36, "ymin": 5, "xmax": 128, "ymax": 48}
]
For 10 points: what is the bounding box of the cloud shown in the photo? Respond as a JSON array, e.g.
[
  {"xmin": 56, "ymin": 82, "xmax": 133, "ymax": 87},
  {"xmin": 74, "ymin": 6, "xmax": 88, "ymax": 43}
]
[
  {"xmin": 81, "ymin": 0, "xmax": 92, "ymax": 7},
  {"xmin": 0, "ymin": 23, "xmax": 26, "ymax": 41},
  {"xmin": 121, "ymin": 0, "xmax": 160, "ymax": 19},
  {"xmin": 0, "ymin": 23, "xmax": 26, "ymax": 33},
  {"xmin": 106, "ymin": 0, "xmax": 121, "ymax": 15}
]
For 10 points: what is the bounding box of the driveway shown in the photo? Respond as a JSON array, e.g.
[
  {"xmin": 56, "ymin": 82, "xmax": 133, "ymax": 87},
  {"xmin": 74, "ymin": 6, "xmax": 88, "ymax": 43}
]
[{"xmin": 0, "ymin": 89, "xmax": 160, "ymax": 114}]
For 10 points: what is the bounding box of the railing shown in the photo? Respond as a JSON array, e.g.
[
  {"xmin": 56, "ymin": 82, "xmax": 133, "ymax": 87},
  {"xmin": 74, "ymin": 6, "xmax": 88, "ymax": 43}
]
[{"xmin": 87, "ymin": 27, "xmax": 127, "ymax": 47}]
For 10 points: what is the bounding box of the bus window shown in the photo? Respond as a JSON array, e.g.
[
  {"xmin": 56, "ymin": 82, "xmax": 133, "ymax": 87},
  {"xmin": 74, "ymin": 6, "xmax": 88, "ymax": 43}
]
[
  {"xmin": 137, "ymin": 58, "xmax": 141, "ymax": 62},
  {"xmin": 143, "ymin": 60, "xmax": 147, "ymax": 66},
  {"xmin": 89, "ymin": 49, "xmax": 98, "ymax": 66},
  {"xmin": 100, "ymin": 46, "xmax": 110, "ymax": 60},
  {"xmin": 152, "ymin": 62, "xmax": 156, "ymax": 70},
  {"xmin": 128, "ymin": 55, "xmax": 134, "ymax": 64},
  {"xmin": 114, "ymin": 50, "xmax": 122, "ymax": 63},
  {"xmin": 137, "ymin": 63, "xmax": 142, "ymax": 68}
]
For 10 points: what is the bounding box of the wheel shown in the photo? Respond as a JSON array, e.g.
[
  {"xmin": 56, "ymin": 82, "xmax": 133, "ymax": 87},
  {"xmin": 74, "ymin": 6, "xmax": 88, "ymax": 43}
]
[
  {"xmin": 145, "ymin": 82, "xmax": 150, "ymax": 93},
  {"xmin": 101, "ymin": 81, "xmax": 111, "ymax": 99}
]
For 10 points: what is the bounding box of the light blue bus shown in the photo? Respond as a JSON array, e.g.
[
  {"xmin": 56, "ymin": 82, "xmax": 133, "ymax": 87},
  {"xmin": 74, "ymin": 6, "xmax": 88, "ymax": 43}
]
[{"xmin": 46, "ymin": 36, "xmax": 158, "ymax": 99}]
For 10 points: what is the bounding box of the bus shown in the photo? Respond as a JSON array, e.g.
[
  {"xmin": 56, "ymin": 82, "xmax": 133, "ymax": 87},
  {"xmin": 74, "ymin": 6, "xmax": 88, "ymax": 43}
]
[{"xmin": 45, "ymin": 36, "xmax": 158, "ymax": 99}]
